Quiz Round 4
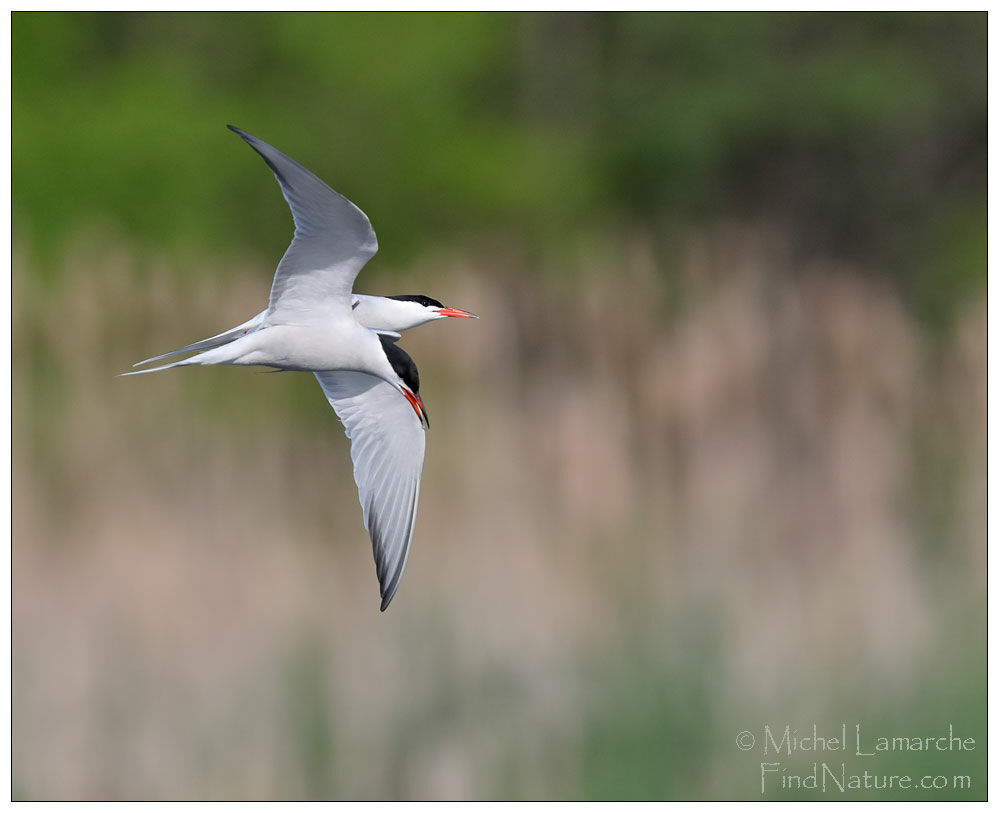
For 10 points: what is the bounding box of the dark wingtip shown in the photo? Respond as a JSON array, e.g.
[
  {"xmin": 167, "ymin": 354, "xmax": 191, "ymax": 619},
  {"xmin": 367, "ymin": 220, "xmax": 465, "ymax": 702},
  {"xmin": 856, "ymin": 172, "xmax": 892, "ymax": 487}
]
[
  {"xmin": 226, "ymin": 125, "xmax": 289, "ymax": 186},
  {"xmin": 227, "ymin": 125, "xmax": 257, "ymax": 146},
  {"xmin": 380, "ymin": 576, "xmax": 402, "ymax": 611}
]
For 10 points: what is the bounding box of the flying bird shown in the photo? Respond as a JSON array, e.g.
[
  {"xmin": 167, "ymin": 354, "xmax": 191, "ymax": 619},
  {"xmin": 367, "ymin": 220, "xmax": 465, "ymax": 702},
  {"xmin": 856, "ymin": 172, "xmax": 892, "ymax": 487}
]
[{"xmin": 125, "ymin": 126, "xmax": 476, "ymax": 610}]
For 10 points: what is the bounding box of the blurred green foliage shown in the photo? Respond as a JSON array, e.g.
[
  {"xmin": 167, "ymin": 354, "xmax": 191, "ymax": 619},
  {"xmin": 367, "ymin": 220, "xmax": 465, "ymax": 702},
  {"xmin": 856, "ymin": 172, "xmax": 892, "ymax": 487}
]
[
  {"xmin": 12, "ymin": 11, "xmax": 985, "ymax": 326},
  {"xmin": 577, "ymin": 610, "xmax": 985, "ymax": 801}
]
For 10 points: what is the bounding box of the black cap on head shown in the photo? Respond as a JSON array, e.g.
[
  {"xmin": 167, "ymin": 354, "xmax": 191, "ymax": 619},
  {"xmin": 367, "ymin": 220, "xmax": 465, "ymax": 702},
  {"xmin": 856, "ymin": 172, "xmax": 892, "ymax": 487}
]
[{"xmin": 388, "ymin": 294, "xmax": 445, "ymax": 309}]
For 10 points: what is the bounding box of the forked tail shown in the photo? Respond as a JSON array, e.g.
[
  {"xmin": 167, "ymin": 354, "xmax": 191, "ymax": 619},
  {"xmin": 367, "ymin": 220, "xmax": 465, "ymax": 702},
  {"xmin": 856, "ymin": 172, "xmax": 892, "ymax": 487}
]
[
  {"xmin": 119, "ymin": 357, "xmax": 195, "ymax": 377},
  {"xmin": 131, "ymin": 312, "xmax": 265, "ymax": 368}
]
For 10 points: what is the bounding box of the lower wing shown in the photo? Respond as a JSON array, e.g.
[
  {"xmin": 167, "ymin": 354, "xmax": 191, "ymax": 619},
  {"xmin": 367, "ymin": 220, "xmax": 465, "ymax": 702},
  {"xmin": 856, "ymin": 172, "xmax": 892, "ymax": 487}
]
[{"xmin": 315, "ymin": 370, "xmax": 427, "ymax": 610}]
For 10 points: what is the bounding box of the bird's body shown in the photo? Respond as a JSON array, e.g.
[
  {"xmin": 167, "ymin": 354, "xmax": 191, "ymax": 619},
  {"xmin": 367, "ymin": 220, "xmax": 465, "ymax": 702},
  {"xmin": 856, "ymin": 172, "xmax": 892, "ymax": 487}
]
[
  {"xmin": 160, "ymin": 316, "xmax": 392, "ymax": 376},
  {"xmin": 125, "ymin": 126, "xmax": 475, "ymax": 609},
  {"xmin": 132, "ymin": 293, "xmax": 473, "ymax": 369}
]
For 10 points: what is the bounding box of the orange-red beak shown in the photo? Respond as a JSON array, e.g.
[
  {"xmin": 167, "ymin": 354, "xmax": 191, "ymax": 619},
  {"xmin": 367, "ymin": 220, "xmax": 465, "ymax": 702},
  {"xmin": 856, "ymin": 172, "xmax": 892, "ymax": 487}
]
[
  {"xmin": 401, "ymin": 387, "xmax": 430, "ymax": 428},
  {"xmin": 435, "ymin": 307, "xmax": 477, "ymax": 319}
]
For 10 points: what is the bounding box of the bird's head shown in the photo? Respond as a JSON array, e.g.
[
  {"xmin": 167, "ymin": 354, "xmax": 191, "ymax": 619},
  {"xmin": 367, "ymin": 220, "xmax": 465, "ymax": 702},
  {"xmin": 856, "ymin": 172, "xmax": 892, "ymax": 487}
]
[{"xmin": 387, "ymin": 294, "xmax": 477, "ymax": 325}]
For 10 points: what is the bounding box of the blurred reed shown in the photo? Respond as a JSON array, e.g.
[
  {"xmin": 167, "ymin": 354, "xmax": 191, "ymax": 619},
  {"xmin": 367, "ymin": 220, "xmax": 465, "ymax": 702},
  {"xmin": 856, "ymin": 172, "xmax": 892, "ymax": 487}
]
[{"xmin": 12, "ymin": 224, "xmax": 985, "ymax": 799}]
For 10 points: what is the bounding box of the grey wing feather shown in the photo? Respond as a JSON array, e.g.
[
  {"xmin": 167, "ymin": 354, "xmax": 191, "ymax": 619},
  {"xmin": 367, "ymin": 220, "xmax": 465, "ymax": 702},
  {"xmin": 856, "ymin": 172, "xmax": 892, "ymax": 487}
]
[
  {"xmin": 315, "ymin": 371, "xmax": 426, "ymax": 610},
  {"xmin": 227, "ymin": 126, "xmax": 378, "ymax": 321}
]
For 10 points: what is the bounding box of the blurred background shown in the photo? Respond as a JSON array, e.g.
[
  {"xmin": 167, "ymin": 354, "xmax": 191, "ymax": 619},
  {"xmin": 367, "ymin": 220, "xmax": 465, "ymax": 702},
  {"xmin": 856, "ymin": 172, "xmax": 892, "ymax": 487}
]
[{"xmin": 12, "ymin": 12, "xmax": 985, "ymax": 800}]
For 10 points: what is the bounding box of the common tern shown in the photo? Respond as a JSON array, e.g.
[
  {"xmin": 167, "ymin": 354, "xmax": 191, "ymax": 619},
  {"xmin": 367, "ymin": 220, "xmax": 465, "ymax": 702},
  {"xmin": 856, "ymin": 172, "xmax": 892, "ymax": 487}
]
[{"xmin": 125, "ymin": 125, "xmax": 476, "ymax": 610}]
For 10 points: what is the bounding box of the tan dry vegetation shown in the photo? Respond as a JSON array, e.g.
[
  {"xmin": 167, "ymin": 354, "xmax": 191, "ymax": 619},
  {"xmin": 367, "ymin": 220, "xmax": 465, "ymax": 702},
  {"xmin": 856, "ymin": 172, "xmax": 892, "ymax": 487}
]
[{"xmin": 13, "ymin": 225, "xmax": 985, "ymax": 799}]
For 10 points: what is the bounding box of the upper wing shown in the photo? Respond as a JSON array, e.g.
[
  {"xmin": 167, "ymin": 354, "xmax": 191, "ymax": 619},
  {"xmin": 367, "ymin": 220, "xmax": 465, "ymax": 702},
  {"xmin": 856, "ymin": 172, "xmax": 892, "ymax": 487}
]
[
  {"xmin": 315, "ymin": 371, "xmax": 426, "ymax": 610},
  {"xmin": 229, "ymin": 126, "xmax": 378, "ymax": 322}
]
